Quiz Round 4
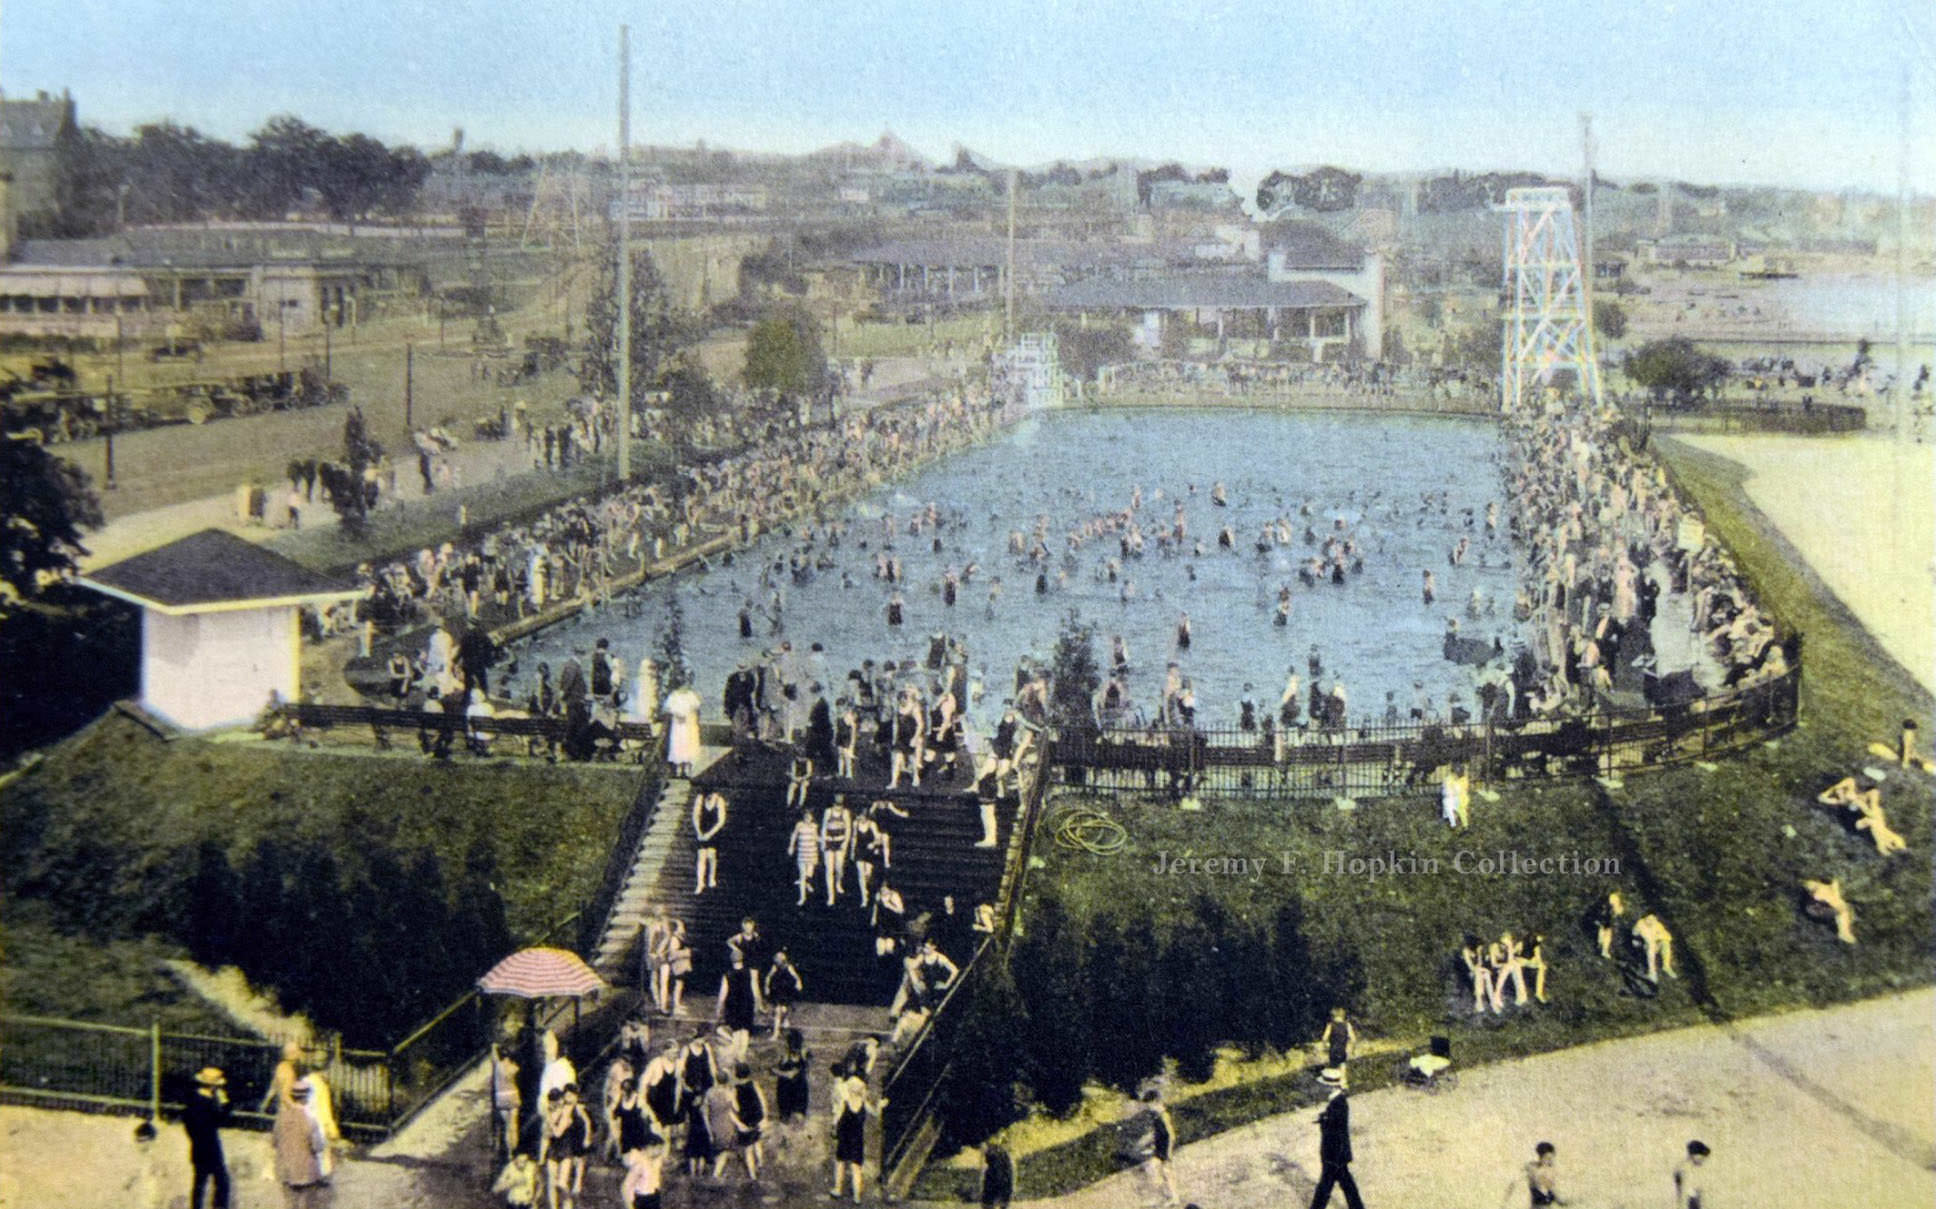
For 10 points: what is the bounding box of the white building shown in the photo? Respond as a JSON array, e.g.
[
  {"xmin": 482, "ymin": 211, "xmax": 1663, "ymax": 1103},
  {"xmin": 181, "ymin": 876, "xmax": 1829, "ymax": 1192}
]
[{"xmin": 79, "ymin": 530, "xmax": 360, "ymax": 731}]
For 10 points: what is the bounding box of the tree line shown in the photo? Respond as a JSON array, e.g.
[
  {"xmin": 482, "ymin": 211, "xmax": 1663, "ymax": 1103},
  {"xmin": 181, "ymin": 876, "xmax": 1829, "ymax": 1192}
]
[
  {"xmin": 935, "ymin": 892, "xmax": 1365, "ymax": 1148},
  {"xmin": 58, "ymin": 115, "xmax": 454, "ymax": 236}
]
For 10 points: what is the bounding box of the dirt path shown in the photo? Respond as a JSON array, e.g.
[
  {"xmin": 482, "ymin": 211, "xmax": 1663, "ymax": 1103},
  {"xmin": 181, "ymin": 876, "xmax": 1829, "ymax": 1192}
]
[
  {"xmin": 1021, "ymin": 988, "xmax": 1933, "ymax": 1209},
  {"xmin": 1673, "ymin": 433, "xmax": 1935, "ymax": 694}
]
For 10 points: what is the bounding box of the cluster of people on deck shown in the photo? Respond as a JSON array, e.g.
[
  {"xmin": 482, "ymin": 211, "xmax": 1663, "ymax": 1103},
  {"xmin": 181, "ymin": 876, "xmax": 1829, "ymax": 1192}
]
[
  {"xmin": 1103, "ymin": 358, "xmax": 1417, "ymax": 400},
  {"xmin": 1501, "ymin": 398, "xmax": 1790, "ymax": 715},
  {"xmin": 340, "ymin": 379, "xmax": 1012, "ymax": 646}
]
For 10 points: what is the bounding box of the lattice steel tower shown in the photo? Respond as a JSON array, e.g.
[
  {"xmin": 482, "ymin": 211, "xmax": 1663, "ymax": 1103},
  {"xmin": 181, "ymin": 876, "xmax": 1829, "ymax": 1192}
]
[{"xmin": 1498, "ymin": 186, "xmax": 1602, "ymax": 411}]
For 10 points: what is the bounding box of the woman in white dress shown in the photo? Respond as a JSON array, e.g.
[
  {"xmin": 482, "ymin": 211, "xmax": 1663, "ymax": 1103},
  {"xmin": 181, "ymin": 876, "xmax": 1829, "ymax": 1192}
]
[{"xmin": 663, "ymin": 683, "xmax": 702, "ymax": 776}]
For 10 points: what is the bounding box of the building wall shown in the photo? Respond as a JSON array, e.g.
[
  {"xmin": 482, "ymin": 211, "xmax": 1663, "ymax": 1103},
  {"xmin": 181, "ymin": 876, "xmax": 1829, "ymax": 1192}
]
[
  {"xmin": 142, "ymin": 606, "xmax": 299, "ymax": 730},
  {"xmin": 1304, "ymin": 252, "xmax": 1385, "ymax": 359}
]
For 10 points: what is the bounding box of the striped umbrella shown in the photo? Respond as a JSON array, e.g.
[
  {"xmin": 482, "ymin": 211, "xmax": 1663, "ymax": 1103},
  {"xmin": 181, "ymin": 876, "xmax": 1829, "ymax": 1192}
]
[{"xmin": 476, "ymin": 947, "xmax": 606, "ymax": 999}]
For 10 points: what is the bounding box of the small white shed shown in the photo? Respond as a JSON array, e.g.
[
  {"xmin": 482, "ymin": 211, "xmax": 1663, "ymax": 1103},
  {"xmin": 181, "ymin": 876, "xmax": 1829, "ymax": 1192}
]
[{"xmin": 78, "ymin": 529, "xmax": 360, "ymax": 731}]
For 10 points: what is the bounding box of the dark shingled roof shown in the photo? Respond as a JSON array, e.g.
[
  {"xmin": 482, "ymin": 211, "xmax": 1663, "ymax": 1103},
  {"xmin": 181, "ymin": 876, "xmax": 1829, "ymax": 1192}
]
[
  {"xmin": 82, "ymin": 529, "xmax": 356, "ymax": 610},
  {"xmin": 1043, "ymin": 274, "xmax": 1364, "ymax": 311}
]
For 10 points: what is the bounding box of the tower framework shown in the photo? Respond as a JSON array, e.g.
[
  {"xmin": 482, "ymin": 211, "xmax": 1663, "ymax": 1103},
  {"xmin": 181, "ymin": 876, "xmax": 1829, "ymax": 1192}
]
[{"xmin": 1498, "ymin": 186, "xmax": 1602, "ymax": 411}]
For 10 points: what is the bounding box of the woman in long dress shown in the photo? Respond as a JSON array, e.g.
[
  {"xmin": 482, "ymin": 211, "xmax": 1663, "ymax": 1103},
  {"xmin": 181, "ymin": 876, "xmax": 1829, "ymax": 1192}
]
[{"xmin": 662, "ymin": 683, "xmax": 702, "ymax": 777}]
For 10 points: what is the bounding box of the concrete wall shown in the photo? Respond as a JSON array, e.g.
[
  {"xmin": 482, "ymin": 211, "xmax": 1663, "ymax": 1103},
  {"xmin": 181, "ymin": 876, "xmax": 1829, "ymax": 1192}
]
[
  {"xmin": 640, "ymin": 232, "xmax": 769, "ymax": 312},
  {"xmin": 142, "ymin": 605, "xmax": 299, "ymax": 730}
]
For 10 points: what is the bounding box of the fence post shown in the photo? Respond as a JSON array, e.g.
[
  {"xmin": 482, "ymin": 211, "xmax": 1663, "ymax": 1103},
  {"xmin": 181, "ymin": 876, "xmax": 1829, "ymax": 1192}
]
[{"xmin": 150, "ymin": 1020, "xmax": 161, "ymax": 1122}]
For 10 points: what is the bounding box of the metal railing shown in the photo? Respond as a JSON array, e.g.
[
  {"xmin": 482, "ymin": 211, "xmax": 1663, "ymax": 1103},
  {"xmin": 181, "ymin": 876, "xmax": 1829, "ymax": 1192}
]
[
  {"xmin": 0, "ymin": 1014, "xmax": 392, "ymax": 1137},
  {"xmin": 1051, "ymin": 666, "xmax": 1800, "ymax": 799},
  {"xmin": 878, "ymin": 936, "xmax": 996, "ymax": 1180},
  {"xmin": 878, "ymin": 753, "xmax": 1053, "ymax": 1187}
]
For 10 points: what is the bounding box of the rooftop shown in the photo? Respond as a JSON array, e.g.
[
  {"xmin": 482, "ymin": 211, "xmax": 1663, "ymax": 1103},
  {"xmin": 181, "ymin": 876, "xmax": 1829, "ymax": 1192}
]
[
  {"xmin": 81, "ymin": 529, "xmax": 359, "ymax": 614},
  {"xmin": 1043, "ymin": 273, "xmax": 1365, "ymax": 310}
]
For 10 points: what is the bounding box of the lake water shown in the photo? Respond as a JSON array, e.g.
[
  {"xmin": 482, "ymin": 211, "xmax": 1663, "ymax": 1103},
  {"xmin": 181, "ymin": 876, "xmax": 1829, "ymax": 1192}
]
[{"xmin": 517, "ymin": 409, "xmax": 1522, "ymax": 731}]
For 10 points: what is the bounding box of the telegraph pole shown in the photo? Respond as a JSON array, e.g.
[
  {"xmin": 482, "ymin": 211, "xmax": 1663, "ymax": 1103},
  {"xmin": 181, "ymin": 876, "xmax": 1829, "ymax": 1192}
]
[
  {"xmin": 1005, "ymin": 170, "xmax": 1018, "ymax": 344},
  {"xmin": 616, "ymin": 23, "xmax": 633, "ymax": 483}
]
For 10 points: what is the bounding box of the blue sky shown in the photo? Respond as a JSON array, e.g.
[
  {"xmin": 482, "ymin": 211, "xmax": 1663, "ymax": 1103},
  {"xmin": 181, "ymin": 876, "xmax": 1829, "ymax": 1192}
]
[{"xmin": 3, "ymin": 0, "xmax": 1930, "ymax": 193}]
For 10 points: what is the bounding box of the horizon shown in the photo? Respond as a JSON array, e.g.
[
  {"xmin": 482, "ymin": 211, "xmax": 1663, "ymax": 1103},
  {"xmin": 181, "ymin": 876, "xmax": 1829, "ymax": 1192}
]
[{"xmin": 2, "ymin": 0, "xmax": 1933, "ymax": 198}]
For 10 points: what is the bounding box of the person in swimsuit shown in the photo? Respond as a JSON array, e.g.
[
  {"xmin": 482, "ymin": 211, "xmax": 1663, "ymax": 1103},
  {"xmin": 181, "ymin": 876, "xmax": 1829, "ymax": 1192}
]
[
  {"xmin": 538, "ymin": 1084, "xmax": 591, "ymax": 1209},
  {"xmin": 787, "ymin": 808, "xmax": 822, "ymax": 907},
  {"xmin": 1516, "ymin": 1141, "xmax": 1566, "ymax": 1207},
  {"xmin": 829, "ymin": 1061, "xmax": 884, "ymax": 1202},
  {"xmin": 820, "ymin": 797, "xmax": 855, "ymax": 906},
  {"xmin": 773, "ymin": 1029, "xmax": 811, "ymax": 1123},
  {"xmin": 764, "ymin": 950, "xmax": 803, "ymax": 1039},
  {"xmin": 692, "ymin": 792, "xmax": 726, "ymax": 895},
  {"xmin": 852, "ymin": 812, "xmax": 890, "ymax": 908}
]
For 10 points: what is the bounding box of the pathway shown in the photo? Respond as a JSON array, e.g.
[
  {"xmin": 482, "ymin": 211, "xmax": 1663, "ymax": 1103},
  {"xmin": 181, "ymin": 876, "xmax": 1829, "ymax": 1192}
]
[{"xmin": 1010, "ymin": 988, "xmax": 1933, "ymax": 1209}]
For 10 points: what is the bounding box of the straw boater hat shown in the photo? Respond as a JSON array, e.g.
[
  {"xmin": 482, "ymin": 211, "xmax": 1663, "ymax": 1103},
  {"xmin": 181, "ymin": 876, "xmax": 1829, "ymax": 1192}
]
[
  {"xmin": 194, "ymin": 1067, "xmax": 226, "ymax": 1088},
  {"xmin": 1318, "ymin": 1067, "xmax": 1347, "ymax": 1088}
]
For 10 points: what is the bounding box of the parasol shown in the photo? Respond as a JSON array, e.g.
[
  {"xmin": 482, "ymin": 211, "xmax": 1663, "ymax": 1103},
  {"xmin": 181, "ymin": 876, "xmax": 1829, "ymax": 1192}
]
[{"xmin": 477, "ymin": 947, "xmax": 606, "ymax": 999}]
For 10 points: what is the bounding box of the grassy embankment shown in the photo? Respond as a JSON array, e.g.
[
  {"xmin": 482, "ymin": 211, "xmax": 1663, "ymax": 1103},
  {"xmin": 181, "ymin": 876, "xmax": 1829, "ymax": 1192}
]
[
  {"xmin": 915, "ymin": 434, "xmax": 1934, "ymax": 1200},
  {"xmin": 0, "ymin": 712, "xmax": 640, "ymax": 1033}
]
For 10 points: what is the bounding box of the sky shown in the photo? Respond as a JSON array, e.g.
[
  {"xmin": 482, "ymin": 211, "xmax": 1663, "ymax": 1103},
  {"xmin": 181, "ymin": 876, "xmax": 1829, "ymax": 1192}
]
[{"xmin": 2, "ymin": 0, "xmax": 1932, "ymax": 195}]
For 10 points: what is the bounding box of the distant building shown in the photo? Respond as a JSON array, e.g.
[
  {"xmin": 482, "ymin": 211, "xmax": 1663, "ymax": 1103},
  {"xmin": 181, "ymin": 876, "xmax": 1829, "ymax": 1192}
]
[
  {"xmin": 79, "ymin": 530, "xmax": 361, "ymax": 731},
  {"xmin": 0, "ymin": 89, "xmax": 79, "ymax": 238},
  {"xmin": 0, "ymin": 228, "xmax": 431, "ymax": 342},
  {"xmin": 1635, "ymin": 234, "xmax": 1735, "ymax": 268}
]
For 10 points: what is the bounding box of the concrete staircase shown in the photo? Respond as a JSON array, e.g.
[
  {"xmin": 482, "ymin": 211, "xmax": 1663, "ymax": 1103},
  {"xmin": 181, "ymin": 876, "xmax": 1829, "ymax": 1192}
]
[{"xmin": 589, "ymin": 745, "xmax": 732, "ymax": 986}]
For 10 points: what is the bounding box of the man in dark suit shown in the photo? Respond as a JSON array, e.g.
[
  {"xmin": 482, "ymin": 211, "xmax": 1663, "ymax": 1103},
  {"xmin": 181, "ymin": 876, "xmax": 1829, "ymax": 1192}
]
[
  {"xmin": 182, "ymin": 1066, "xmax": 233, "ymax": 1209},
  {"xmin": 1310, "ymin": 1066, "xmax": 1365, "ymax": 1209}
]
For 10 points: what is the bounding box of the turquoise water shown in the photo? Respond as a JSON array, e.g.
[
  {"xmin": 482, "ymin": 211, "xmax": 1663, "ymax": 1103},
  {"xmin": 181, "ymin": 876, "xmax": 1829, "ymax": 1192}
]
[{"xmin": 519, "ymin": 408, "xmax": 1522, "ymax": 730}]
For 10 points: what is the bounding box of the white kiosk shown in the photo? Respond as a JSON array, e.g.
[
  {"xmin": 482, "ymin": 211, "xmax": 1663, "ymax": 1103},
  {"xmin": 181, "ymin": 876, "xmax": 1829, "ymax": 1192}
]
[{"xmin": 79, "ymin": 529, "xmax": 361, "ymax": 731}]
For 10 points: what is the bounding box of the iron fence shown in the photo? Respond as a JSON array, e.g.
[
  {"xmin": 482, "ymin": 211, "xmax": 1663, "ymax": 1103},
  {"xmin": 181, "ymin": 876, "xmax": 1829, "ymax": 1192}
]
[
  {"xmin": 0, "ymin": 1015, "xmax": 392, "ymax": 1137},
  {"xmin": 1051, "ymin": 667, "xmax": 1799, "ymax": 799}
]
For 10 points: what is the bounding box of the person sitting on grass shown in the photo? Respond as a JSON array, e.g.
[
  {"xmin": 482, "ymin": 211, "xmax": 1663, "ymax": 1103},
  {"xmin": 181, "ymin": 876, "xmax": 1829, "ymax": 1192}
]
[
  {"xmin": 1802, "ymin": 878, "xmax": 1858, "ymax": 944},
  {"xmin": 1632, "ymin": 913, "xmax": 1677, "ymax": 981}
]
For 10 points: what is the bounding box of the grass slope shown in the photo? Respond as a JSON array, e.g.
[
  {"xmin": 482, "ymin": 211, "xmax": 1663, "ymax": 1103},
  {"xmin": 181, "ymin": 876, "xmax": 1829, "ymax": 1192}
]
[{"xmin": 0, "ymin": 713, "xmax": 641, "ymax": 1022}]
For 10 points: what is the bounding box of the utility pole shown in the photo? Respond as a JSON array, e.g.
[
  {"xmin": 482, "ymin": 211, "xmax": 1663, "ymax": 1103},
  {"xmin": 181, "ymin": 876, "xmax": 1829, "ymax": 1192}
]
[
  {"xmin": 405, "ymin": 341, "xmax": 414, "ymax": 429},
  {"xmin": 1580, "ymin": 113, "xmax": 1596, "ymax": 322},
  {"xmin": 1895, "ymin": 63, "xmax": 1910, "ymax": 444},
  {"xmin": 616, "ymin": 23, "xmax": 633, "ymax": 483},
  {"xmin": 1004, "ymin": 170, "xmax": 1019, "ymax": 345},
  {"xmin": 103, "ymin": 373, "xmax": 115, "ymax": 489}
]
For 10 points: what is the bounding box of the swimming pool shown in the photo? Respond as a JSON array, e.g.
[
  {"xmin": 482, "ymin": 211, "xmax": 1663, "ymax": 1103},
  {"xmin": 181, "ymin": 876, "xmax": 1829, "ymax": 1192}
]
[{"xmin": 516, "ymin": 407, "xmax": 1522, "ymax": 731}]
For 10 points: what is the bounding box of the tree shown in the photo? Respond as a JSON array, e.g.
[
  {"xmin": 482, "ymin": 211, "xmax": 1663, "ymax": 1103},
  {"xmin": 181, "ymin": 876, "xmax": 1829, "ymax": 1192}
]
[
  {"xmin": 0, "ymin": 440, "xmax": 102, "ymax": 603},
  {"xmin": 742, "ymin": 306, "xmax": 828, "ymax": 398},
  {"xmin": 1593, "ymin": 299, "xmax": 1628, "ymax": 342},
  {"xmin": 579, "ymin": 244, "xmax": 693, "ymax": 406},
  {"xmin": 657, "ymin": 595, "xmax": 693, "ymax": 691},
  {"xmin": 1267, "ymin": 895, "xmax": 1319, "ymax": 1051},
  {"xmin": 1087, "ymin": 912, "xmax": 1162, "ymax": 1090},
  {"xmin": 242, "ymin": 115, "xmax": 333, "ymax": 219},
  {"xmin": 1155, "ymin": 915, "xmax": 1220, "ymax": 1082},
  {"xmin": 1010, "ymin": 897, "xmax": 1092, "ymax": 1115},
  {"xmin": 1625, "ymin": 338, "xmax": 1730, "ymax": 406},
  {"xmin": 185, "ymin": 842, "xmax": 242, "ymax": 968},
  {"xmin": 935, "ymin": 957, "xmax": 1029, "ymax": 1149},
  {"xmin": 1046, "ymin": 612, "xmax": 1101, "ymax": 733}
]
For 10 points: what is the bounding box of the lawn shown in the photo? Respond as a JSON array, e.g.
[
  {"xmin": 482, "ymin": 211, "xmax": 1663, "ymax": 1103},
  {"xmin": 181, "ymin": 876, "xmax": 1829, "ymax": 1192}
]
[
  {"xmin": 912, "ymin": 433, "xmax": 1935, "ymax": 1199},
  {"xmin": 0, "ymin": 712, "xmax": 644, "ymax": 1032}
]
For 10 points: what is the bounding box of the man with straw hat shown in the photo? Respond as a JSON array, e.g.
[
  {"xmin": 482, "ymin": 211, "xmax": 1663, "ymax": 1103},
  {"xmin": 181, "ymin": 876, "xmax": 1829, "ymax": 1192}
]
[
  {"xmin": 1310, "ymin": 1067, "xmax": 1365, "ymax": 1209},
  {"xmin": 182, "ymin": 1066, "xmax": 232, "ymax": 1209}
]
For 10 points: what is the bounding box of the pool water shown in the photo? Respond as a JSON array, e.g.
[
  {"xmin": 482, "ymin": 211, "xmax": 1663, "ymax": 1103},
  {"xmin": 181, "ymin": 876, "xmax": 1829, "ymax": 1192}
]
[{"xmin": 517, "ymin": 408, "xmax": 1522, "ymax": 731}]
